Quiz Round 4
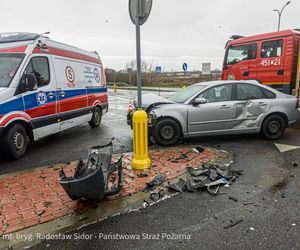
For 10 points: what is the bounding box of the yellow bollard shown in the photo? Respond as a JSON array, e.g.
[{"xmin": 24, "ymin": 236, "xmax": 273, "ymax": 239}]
[
  {"xmin": 132, "ymin": 109, "xmax": 151, "ymax": 170},
  {"xmin": 114, "ymin": 83, "xmax": 117, "ymax": 93}
]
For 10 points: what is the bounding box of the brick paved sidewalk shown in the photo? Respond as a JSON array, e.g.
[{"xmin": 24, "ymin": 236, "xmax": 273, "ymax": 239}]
[{"xmin": 0, "ymin": 146, "xmax": 219, "ymax": 235}]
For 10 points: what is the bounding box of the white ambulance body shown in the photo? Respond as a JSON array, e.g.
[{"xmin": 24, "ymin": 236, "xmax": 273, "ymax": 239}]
[{"xmin": 0, "ymin": 33, "xmax": 108, "ymax": 159}]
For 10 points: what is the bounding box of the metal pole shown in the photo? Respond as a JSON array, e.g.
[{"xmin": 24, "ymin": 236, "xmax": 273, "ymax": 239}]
[
  {"xmin": 135, "ymin": 15, "xmax": 142, "ymax": 108},
  {"xmin": 278, "ymin": 12, "xmax": 281, "ymax": 31},
  {"xmin": 129, "ymin": 69, "xmax": 132, "ymax": 94}
]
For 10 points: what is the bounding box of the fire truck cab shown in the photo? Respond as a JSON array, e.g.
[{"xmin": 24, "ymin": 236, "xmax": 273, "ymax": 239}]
[{"xmin": 222, "ymin": 29, "xmax": 300, "ymax": 96}]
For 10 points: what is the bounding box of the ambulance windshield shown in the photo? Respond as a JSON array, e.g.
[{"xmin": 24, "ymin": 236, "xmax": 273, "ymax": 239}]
[{"xmin": 0, "ymin": 54, "xmax": 24, "ymax": 87}]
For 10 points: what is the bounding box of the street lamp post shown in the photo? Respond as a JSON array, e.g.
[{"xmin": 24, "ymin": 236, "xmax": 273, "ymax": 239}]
[{"xmin": 273, "ymin": 1, "xmax": 291, "ymax": 31}]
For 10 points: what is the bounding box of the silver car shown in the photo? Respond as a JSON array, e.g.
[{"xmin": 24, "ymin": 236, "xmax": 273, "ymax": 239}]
[{"xmin": 128, "ymin": 80, "xmax": 299, "ymax": 146}]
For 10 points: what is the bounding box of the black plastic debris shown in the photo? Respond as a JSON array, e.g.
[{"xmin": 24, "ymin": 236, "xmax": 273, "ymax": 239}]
[
  {"xmin": 169, "ymin": 178, "xmax": 186, "ymax": 192},
  {"xmin": 59, "ymin": 142, "xmax": 123, "ymax": 201},
  {"xmin": 150, "ymin": 189, "xmax": 166, "ymax": 202},
  {"xmin": 169, "ymin": 145, "xmax": 204, "ymax": 162},
  {"xmin": 229, "ymin": 196, "xmax": 238, "ymax": 202},
  {"xmin": 169, "ymin": 163, "xmax": 241, "ymax": 196},
  {"xmin": 143, "ymin": 175, "xmax": 165, "ymax": 192},
  {"xmin": 224, "ymin": 219, "xmax": 243, "ymax": 229},
  {"xmin": 186, "ymin": 167, "xmax": 208, "ymax": 177}
]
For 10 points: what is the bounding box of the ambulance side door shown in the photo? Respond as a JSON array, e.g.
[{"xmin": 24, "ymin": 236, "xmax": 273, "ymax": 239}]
[
  {"xmin": 52, "ymin": 57, "xmax": 89, "ymax": 131},
  {"xmin": 20, "ymin": 55, "xmax": 59, "ymax": 140}
]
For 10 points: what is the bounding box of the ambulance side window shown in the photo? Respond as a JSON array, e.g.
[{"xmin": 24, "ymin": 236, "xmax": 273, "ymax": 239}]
[{"xmin": 24, "ymin": 57, "xmax": 50, "ymax": 87}]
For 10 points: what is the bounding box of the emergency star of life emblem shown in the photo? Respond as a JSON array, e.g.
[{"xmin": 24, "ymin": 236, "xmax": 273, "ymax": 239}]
[
  {"xmin": 94, "ymin": 68, "xmax": 100, "ymax": 83},
  {"xmin": 36, "ymin": 91, "xmax": 47, "ymax": 105},
  {"xmin": 65, "ymin": 66, "xmax": 75, "ymax": 83}
]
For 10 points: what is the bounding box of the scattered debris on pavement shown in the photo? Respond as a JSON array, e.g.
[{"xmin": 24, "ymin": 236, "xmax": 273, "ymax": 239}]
[
  {"xmin": 143, "ymin": 175, "xmax": 165, "ymax": 192},
  {"xmin": 168, "ymin": 159, "xmax": 242, "ymax": 195},
  {"xmin": 224, "ymin": 218, "xmax": 244, "ymax": 229},
  {"xmin": 59, "ymin": 142, "xmax": 123, "ymax": 201}
]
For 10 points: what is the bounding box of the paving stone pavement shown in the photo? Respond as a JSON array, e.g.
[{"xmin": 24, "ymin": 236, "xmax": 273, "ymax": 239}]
[{"xmin": 0, "ymin": 146, "xmax": 221, "ymax": 235}]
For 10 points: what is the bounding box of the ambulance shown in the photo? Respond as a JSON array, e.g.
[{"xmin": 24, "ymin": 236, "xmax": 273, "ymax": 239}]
[
  {"xmin": 0, "ymin": 33, "xmax": 108, "ymax": 159},
  {"xmin": 222, "ymin": 29, "xmax": 300, "ymax": 97}
]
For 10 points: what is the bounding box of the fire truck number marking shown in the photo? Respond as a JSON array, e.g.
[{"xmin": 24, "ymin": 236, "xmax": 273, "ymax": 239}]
[{"xmin": 261, "ymin": 58, "xmax": 281, "ymax": 67}]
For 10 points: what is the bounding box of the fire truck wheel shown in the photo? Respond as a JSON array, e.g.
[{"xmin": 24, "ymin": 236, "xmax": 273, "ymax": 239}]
[
  {"xmin": 89, "ymin": 107, "xmax": 102, "ymax": 128},
  {"xmin": 262, "ymin": 114, "xmax": 286, "ymax": 140},
  {"xmin": 2, "ymin": 124, "xmax": 28, "ymax": 160}
]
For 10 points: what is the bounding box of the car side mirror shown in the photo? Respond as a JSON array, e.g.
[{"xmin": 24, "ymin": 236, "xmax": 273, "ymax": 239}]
[
  {"xmin": 20, "ymin": 73, "xmax": 38, "ymax": 92},
  {"xmin": 192, "ymin": 97, "xmax": 207, "ymax": 106}
]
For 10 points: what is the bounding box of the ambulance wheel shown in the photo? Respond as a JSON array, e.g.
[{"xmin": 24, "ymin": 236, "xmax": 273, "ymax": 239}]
[
  {"xmin": 89, "ymin": 107, "xmax": 102, "ymax": 128},
  {"xmin": 2, "ymin": 124, "xmax": 28, "ymax": 160}
]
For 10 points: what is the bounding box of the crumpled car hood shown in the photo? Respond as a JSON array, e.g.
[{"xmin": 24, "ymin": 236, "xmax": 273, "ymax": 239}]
[{"xmin": 134, "ymin": 93, "xmax": 174, "ymax": 109}]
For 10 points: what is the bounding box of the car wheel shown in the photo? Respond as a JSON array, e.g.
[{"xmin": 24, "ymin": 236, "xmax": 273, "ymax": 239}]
[
  {"xmin": 154, "ymin": 119, "xmax": 181, "ymax": 146},
  {"xmin": 2, "ymin": 124, "xmax": 28, "ymax": 160},
  {"xmin": 89, "ymin": 107, "xmax": 102, "ymax": 128},
  {"xmin": 262, "ymin": 115, "xmax": 286, "ymax": 140}
]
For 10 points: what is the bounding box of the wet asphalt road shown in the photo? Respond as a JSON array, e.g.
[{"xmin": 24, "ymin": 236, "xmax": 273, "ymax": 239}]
[
  {"xmin": 2, "ymin": 89, "xmax": 300, "ymax": 249},
  {"xmin": 0, "ymin": 89, "xmax": 172, "ymax": 175},
  {"xmin": 32, "ymin": 122, "xmax": 300, "ymax": 249}
]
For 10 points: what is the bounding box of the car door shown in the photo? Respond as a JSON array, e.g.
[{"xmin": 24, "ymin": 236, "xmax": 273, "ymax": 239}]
[
  {"xmin": 187, "ymin": 84, "xmax": 235, "ymax": 135},
  {"xmin": 21, "ymin": 56, "xmax": 59, "ymax": 139},
  {"xmin": 231, "ymin": 83, "xmax": 271, "ymax": 130}
]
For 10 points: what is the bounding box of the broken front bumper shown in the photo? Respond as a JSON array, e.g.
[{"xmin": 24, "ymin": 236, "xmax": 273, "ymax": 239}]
[{"xmin": 59, "ymin": 142, "xmax": 123, "ymax": 201}]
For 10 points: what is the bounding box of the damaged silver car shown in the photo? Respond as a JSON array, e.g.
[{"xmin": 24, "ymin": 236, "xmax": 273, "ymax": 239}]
[{"xmin": 127, "ymin": 80, "xmax": 299, "ymax": 146}]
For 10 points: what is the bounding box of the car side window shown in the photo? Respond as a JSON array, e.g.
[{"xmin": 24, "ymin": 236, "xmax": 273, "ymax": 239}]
[
  {"xmin": 24, "ymin": 57, "xmax": 50, "ymax": 87},
  {"xmin": 198, "ymin": 84, "xmax": 232, "ymax": 103},
  {"xmin": 237, "ymin": 84, "xmax": 264, "ymax": 100}
]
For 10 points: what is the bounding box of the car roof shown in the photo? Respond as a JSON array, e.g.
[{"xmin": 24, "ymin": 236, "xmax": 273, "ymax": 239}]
[
  {"xmin": 193, "ymin": 80, "xmax": 292, "ymax": 98},
  {"xmin": 194, "ymin": 80, "xmax": 261, "ymax": 87}
]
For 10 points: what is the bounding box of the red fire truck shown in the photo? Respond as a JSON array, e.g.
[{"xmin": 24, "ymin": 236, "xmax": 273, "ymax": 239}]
[{"xmin": 222, "ymin": 29, "xmax": 300, "ymax": 96}]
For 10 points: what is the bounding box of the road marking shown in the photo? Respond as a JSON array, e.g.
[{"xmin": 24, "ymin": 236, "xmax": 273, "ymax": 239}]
[{"xmin": 274, "ymin": 143, "xmax": 300, "ymax": 153}]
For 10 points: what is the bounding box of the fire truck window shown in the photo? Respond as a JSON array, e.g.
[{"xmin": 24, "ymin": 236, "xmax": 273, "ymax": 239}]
[
  {"xmin": 237, "ymin": 84, "xmax": 263, "ymax": 100},
  {"xmin": 261, "ymin": 40, "xmax": 283, "ymax": 58},
  {"xmin": 24, "ymin": 57, "xmax": 50, "ymax": 87},
  {"xmin": 226, "ymin": 44, "xmax": 257, "ymax": 65}
]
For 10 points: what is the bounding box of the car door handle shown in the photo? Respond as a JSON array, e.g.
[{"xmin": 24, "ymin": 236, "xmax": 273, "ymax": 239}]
[
  {"xmin": 258, "ymin": 102, "xmax": 267, "ymax": 106},
  {"xmin": 220, "ymin": 105, "xmax": 231, "ymax": 109},
  {"xmin": 59, "ymin": 91, "xmax": 65, "ymax": 97},
  {"xmin": 48, "ymin": 92, "xmax": 55, "ymax": 98}
]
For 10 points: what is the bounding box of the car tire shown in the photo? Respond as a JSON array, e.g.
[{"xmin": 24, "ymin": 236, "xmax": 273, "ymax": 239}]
[
  {"xmin": 153, "ymin": 119, "xmax": 181, "ymax": 146},
  {"xmin": 89, "ymin": 107, "xmax": 102, "ymax": 128},
  {"xmin": 262, "ymin": 114, "xmax": 286, "ymax": 140},
  {"xmin": 2, "ymin": 124, "xmax": 28, "ymax": 160}
]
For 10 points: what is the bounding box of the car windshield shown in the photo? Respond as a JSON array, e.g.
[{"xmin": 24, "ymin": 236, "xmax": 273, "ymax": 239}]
[
  {"xmin": 0, "ymin": 53, "xmax": 25, "ymax": 87},
  {"xmin": 168, "ymin": 84, "xmax": 206, "ymax": 103}
]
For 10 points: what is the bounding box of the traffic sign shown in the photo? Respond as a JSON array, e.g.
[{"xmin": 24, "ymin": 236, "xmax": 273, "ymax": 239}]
[
  {"xmin": 156, "ymin": 66, "xmax": 162, "ymax": 74},
  {"xmin": 129, "ymin": 0, "xmax": 153, "ymax": 25},
  {"xmin": 202, "ymin": 63, "xmax": 211, "ymax": 75},
  {"xmin": 182, "ymin": 63, "xmax": 188, "ymax": 72}
]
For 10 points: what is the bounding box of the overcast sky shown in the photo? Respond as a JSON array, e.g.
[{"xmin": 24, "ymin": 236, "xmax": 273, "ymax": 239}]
[{"xmin": 0, "ymin": 0, "xmax": 299, "ymax": 71}]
